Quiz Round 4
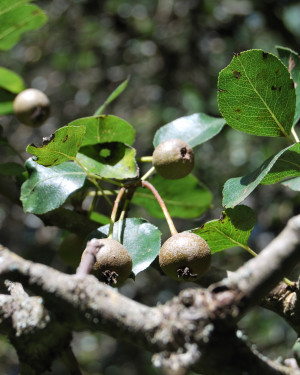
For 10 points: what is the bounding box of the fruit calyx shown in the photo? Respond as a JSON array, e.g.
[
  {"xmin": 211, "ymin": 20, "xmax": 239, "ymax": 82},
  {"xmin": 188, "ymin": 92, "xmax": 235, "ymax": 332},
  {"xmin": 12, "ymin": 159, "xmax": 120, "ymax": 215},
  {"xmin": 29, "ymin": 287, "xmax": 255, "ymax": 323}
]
[{"xmin": 159, "ymin": 232, "xmax": 211, "ymax": 282}]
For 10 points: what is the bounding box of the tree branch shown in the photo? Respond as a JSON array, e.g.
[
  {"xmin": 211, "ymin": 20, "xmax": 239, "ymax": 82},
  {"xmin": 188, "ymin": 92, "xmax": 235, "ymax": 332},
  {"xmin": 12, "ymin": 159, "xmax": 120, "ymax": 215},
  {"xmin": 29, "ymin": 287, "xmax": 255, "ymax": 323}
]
[{"xmin": 1, "ymin": 215, "xmax": 300, "ymax": 374}]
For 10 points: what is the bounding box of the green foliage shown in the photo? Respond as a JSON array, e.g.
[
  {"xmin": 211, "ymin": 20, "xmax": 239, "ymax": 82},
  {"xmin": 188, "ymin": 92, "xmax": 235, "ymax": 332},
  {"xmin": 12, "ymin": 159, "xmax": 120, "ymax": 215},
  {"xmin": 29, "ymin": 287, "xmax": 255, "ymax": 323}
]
[
  {"xmin": 0, "ymin": 0, "xmax": 47, "ymax": 51},
  {"xmin": 192, "ymin": 205, "xmax": 255, "ymax": 254},
  {"xmin": 20, "ymin": 159, "xmax": 86, "ymax": 214},
  {"xmin": 0, "ymin": 67, "xmax": 25, "ymax": 94},
  {"xmin": 218, "ymin": 49, "xmax": 295, "ymax": 139},
  {"xmin": 276, "ymin": 46, "xmax": 300, "ymax": 126},
  {"xmin": 27, "ymin": 126, "xmax": 86, "ymax": 166},
  {"xmin": 132, "ymin": 174, "xmax": 212, "ymax": 219},
  {"xmin": 69, "ymin": 115, "xmax": 135, "ymax": 147},
  {"xmin": 153, "ymin": 113, "xmax": 226, "ymax": 147},
  {"xmin": 88, "ymin": 218, "xmax": 161, "ymax": 276}
]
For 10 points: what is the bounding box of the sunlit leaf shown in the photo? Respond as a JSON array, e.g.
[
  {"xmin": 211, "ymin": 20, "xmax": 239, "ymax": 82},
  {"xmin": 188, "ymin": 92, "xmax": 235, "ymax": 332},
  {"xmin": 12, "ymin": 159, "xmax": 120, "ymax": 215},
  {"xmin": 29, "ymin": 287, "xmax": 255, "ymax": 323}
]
[
  {"xmin": 222, "ymin": 143, "xmax": 300, "ymax": 207},
  {"xmin": 0, "ymin": 0, "xmax": 47, "ymax": 51},
  {"xmin": 88, "ymin": 218, "xmax": 161, "ymax": 275},
  {"xmin": 132, "ymin": 174, "xmax": 212, "ymax": 219},
  {"xmin": 21, "ymin": 158, "xmax": 86, "ymax": 214},
  {"xmin": 0, "ymin": 67, "xmax": 25, "ymax": 93},
  {"xmin": 69, "ymin": 115, "xmax": 135, "ymax": 146},
  {"xmin": 218, "ymin": 49, "xmax": 296, "ymax": 139},
  {"xmin": 94, "ymin": 78, "xmax": 129, "ymax": 115},
  {"xmin": 153, "ymin": 113, "xmax": 226, "ymax": 147},
  {"xmin": 192, "ymin": 205, "xmax": 255, "ymax": 254},
  {"xmin": 26, "ymin": 126, "xmax": 86, "ymax": 166}
]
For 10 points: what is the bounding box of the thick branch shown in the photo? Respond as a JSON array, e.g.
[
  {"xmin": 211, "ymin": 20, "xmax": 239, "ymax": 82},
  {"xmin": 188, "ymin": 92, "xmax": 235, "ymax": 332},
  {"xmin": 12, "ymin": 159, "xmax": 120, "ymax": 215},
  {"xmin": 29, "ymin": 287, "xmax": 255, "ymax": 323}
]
[
  {"xmin": 211, "ymin": 215, "xmax": 300, "ymax": 320},
  {"xmin": 0, "ymin": 244, "xmax": 299, "ymax": 374}
]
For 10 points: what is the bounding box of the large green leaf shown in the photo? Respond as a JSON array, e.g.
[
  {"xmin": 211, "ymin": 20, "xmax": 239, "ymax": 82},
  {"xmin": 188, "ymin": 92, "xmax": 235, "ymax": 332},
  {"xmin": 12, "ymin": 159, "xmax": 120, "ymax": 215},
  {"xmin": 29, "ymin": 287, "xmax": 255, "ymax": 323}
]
[
  {"xmin": 77, "ymin": 142, "xmax": 138, "ymax": 179},
  {"xmin": 218, "ymin": 49, "xmax": 296, "ymax": 139},
  {"xmin": 277, "ymin": 46, "xmax": 300, "ymax": 127},
  {"xmin": 88, "ymin": 218, "xmax": 161, "ymax": 275},
  {"xmin": 192, "ymin": 205, "xmax": 255, "ymax": 254},
  {"xmin": 21, "ymin": 158, "xmax": 86, "ymax": 214},
  {"xmin": 222, "ymin": 144, "xmax": 298, "ymax": 208},
  {"xmin": 26, "ymin": 126, "xmax": 86, "ymax": 166},
  {"xmin": 153, "ymin": 113, "xmax": 226, "ymax": 147},
  {"xmin": 69, "ymin": 115, "xmax": 135, "ymax": 147},
  {"xmin": 0, "ymin": 67, "xmax": 25, "ymax": 93},
  {"xmin": 132, "ymin": 174, "xmax": 212, "ymax": 219},
  {"xmin": 94, "ymin": 78, "xmax": 129, "ymax": 116},
  {"xmin": 0, "ymin": 1, "xmax": 47, "ymax": 51}
]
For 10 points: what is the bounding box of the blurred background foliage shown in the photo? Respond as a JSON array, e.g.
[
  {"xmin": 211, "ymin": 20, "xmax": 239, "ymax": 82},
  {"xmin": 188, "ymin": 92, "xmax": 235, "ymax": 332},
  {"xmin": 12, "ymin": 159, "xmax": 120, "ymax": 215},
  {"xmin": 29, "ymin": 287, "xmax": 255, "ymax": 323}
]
[{"xmin": 0, "ymin": 0, "xmax": 300, "ymax": 374}]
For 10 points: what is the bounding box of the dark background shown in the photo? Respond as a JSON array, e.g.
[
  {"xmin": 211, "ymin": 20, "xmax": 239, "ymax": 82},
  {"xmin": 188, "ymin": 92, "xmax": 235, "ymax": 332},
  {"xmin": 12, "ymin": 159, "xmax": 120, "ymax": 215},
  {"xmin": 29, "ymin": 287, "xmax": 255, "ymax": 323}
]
[{"xmin": 0, "ymin": 0, "xmax": 300, "ymax": 373}]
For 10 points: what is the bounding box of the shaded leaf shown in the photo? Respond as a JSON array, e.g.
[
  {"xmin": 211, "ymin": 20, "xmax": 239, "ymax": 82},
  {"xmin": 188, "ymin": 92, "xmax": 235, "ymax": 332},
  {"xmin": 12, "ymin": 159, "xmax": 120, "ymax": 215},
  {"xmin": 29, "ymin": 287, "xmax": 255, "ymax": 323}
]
[
  {"xmin": 69, "ymin": 115, "xmax": 135, "ymax": 147},
  {"xmin": 132, "ymin": 174, "xmax": 212, "ymax": 219},
  {"xmin": 94, "ymin": 78, "xmax": 129, "ymax": 115},
  {"xmin": 0, "ymin": 162, "xmax": 24, "ymax": 176},
  {"xmin": 277, "ymin": 46, "xmax": 300, "ymax": 126},
  {"xmin": 21, "ymin": 158, "xmax": 86, "ymax": 214},
  {"xmin": 0, "ymin": 89, "xmax": 15, "ymax": 115},
  {"xmin": 222, "ymin": 144, "xmax": 297, "ymax": 208},
  {"xmin": 77, "ymin": 142, "xmax": 138, "ymax": 179},
  {"xmin": 26, "ymin": 126, "xmax": 86, "ymax": 166},
  {"xmin": 153, "ymin": 113, "xmax": 226, "ymax": 147},
  {"xmin": 0, "ymin": 67, "xmax": 25, "ymax": 93},
  {"xmin": 0, "ymin": 1, "xmax": 47, "ymax": 51},
  {"xmin": 88, "ymin": 218, "xmax": 161, "ymax": 275},
  {"xmin": 192, "ymin": 205, "xmax": 255, "ymax": 254},
  {"xmin": 218, "ymin": 49, "xmax": 295, "ymax": 139}
]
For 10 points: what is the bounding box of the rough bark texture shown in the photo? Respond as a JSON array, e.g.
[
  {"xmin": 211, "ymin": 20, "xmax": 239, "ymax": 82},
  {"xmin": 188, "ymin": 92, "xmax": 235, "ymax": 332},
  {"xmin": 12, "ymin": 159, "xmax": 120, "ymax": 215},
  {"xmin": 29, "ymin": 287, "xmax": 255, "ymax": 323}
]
[{"xmin": 1, "ymin": 215, "xmax": 300, "ymax": 374}]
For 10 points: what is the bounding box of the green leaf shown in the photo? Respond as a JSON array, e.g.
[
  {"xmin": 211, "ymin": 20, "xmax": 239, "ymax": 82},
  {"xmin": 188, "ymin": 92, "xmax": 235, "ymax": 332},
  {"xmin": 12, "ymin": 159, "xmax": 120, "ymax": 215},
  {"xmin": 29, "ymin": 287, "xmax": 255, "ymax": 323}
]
[
  {"xmin": 21, "ymin": 158, "xmax": 86, "ymax": 214},
  {"xmin": 69, "ymin": 115, "xmax": 135, "ymax": 147},
  {"xmin": 261, "ymin": 143, "xmax": 300, "ymax": 184},
  {"xmin": 77, "ymin": 142, "xmax": 138, "ymax": 179},
  {"xmin": 26, "ymin": 126, "xmax": 86, "ymax": 166},
  {"xmin": 0, "ymin": 162, "xmax": 24, "ymax": 176},
  {"xmin": 153, "ymin": 113, "xmax": 226, "ymax": 147},
  {"xmin": 0, "ymin": 89, "xmax": 15, "ymax": 115},
  {"xmin": 218, "ymin": 49, "xmax": 296, "ymax": 139},
  {"xmin": 89, "ymin": 212, "xmax": 110, "ymax": 225},
  {"xmin": 0, "ymin": 67, "xmax": 25, "ymax": 93},
  {"xmin": 276, "ymin": 46, "xmax": 300, "ymax": 126},
  {"xmin": 88, "ymin": 218, "xmax": 161, "ymax": 275},
  {"xmin": 281, "ymin": 177, "xmax": 300, "ymax": 191},
  {"xmin": 132, "ymin": 174, "xmax": 212, "ymax": 219},
  {"xmin": 0, "ymin": 1, "xmax": 47, "ymax": 51},
  {"xmin": 94, "ymin": 78, "xmax": 129, "ymax": 116},
  {"xmin": 192, "ymin": 205, "xmax": 255, "ymax": 254},
  {"xmin": 222, "ymin": 144, "xmax": 297, "ymax": 208}
]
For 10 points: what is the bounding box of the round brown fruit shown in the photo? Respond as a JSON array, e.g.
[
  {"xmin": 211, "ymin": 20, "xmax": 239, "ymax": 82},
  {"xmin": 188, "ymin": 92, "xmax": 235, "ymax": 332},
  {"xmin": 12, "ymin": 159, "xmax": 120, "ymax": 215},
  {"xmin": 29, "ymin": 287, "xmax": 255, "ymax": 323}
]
[
  {"xmin": 152, "ymin": 139, "xmax": 194, "ymax": 180},
  {"xmin": 89, "ymin": 238, "xmax": 132, "ymax": 287},
  {"xmin": 13, "ymin": 88, "xmax": 50, "ymax": 127},
  {"xmin": 159, "ymin": 232, "xmax": 211, "ymax": 281}
]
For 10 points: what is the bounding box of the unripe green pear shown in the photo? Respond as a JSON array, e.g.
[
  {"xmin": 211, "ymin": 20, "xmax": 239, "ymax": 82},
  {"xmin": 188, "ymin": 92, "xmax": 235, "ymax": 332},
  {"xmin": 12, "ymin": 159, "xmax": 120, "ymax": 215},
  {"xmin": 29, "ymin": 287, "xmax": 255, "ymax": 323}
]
[
  {"xmin": 159, "ymin": 232, "xmax": 211, "ymax": 281},
  {"xmin": 13, "ymin": 88, "xmax": 50, "ymax": 127},
  {"xmin": 152, "ymin": 139, "xmax": 194, "ymax": 179}
]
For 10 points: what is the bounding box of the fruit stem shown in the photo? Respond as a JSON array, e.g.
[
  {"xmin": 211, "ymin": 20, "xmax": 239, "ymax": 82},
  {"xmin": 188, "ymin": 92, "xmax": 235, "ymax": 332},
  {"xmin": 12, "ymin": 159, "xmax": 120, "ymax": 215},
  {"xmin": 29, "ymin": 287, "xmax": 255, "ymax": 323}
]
[
  {"xmin": 108, "ymin": 187, "xmax": 126, "ymax": 239},
  {"xmin": 141, "ymin": 166, "xmax": 156, "ymax": 181},
  {"xmin": 141, "ymin": 180, "xmax": 178, "ymax": 236},
  {"xmin": 136, "ymin": 156, "xmax": 153, "ymax": 162},
  {"xmin": 118, "ymin": 198, "xmax": 130, "ymax": 242},
  {"xmin": 291, "ymin": 128, "xmax": 300, "ymax": 143}
]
